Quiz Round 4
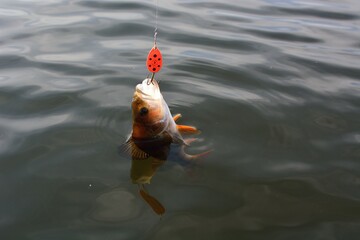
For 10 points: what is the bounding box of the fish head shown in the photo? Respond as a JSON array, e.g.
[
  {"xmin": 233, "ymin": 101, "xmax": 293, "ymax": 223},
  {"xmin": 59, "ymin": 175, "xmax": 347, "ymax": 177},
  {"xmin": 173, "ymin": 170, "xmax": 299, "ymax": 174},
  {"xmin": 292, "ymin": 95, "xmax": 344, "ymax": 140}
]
[{"xmin": 131, "ymin": 79, "xmax": 167, "ymax": 139}]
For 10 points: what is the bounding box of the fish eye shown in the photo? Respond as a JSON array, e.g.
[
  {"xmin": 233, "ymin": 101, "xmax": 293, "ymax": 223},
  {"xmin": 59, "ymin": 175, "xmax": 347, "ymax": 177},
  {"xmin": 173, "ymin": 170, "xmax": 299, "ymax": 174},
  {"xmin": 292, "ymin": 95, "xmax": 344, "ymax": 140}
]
[{"xmin": 139, "ymin": 107, "xmax": 149, "ymax": 116}]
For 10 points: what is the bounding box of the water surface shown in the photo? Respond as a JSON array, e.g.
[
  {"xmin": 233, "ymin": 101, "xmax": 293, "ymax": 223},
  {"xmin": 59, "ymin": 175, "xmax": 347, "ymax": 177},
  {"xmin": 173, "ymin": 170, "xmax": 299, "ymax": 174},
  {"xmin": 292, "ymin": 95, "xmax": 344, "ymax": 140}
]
[{"xmin": 0, "ymin": 0, "xmax": 360, "ymax": 239}]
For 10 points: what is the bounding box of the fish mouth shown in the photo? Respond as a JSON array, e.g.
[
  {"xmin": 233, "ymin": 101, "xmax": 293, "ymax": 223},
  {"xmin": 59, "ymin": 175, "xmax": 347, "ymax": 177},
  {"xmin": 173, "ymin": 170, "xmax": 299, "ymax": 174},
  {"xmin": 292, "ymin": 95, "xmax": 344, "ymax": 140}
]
[{"xmin": 135, "ymin": 78, "xmax": 161, "ymax": 100}]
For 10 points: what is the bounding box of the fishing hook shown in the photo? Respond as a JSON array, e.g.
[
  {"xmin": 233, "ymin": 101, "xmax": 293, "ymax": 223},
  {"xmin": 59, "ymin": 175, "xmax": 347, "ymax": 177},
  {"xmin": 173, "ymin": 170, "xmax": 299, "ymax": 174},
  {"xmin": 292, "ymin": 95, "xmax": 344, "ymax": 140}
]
[{"xmin": 147, "ymin": 72, "xmax": 155, "ymax": 85}]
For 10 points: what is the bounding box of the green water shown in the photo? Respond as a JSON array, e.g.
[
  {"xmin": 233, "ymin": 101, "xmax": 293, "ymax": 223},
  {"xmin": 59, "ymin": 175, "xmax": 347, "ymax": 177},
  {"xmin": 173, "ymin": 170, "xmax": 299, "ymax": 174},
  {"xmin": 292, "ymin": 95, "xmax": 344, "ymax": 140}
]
[{"xmin": 0, "ymin": 0, "xmax": 360, "ymax": 239}]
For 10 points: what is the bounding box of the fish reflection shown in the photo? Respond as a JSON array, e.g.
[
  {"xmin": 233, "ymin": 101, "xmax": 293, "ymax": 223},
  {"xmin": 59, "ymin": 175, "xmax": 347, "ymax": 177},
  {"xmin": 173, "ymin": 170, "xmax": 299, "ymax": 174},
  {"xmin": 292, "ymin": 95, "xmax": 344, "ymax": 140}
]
[{"xmin": 124, "ymin": 78, "xmax": 209, "ymax": 215}]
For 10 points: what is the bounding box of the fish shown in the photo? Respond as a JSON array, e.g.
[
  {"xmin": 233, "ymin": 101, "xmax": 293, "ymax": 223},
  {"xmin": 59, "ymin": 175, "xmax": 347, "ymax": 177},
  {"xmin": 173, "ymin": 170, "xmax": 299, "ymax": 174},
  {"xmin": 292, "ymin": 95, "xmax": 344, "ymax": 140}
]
[
  {"xmin": 124, "ymin": 78, "xmax": 210, "ymax": 215},
  {"xmin": 125, "ymin": 78, "xmax": 202, "ymax": 160}
]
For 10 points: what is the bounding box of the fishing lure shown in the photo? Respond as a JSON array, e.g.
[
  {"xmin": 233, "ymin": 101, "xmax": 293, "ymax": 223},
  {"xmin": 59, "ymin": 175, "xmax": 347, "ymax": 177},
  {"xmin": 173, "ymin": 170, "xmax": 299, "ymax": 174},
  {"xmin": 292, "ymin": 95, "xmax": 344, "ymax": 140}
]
[
  {"xmin": 147, "ymin": 46, "xmax": 162, "ymax": 74},
  {"xmin": 146, "ymin": 46, "xmax": 162, "ymax": 85},
  {"xmin": 146, "ymin": 0, "xmax": 162, "ymax": 85}
]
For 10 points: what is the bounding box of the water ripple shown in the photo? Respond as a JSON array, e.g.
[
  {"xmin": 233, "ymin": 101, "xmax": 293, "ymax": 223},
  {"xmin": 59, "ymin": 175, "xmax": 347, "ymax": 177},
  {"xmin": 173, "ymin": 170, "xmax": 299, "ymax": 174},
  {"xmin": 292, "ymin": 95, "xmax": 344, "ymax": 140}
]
[
  {"xmin": 244, "ymin": 29, "xmax": 322, "ymax": 43},
  {"xmin": 35, "ymin": 52, "xmax": 93, "ymax": 62},
  {"xmin": 0, "ymin": 55, "xmax": 116, "ymax": 76},
  {"xmin": 30, "ymin": 15, "xmax": 91, "ymax": 27},
  {"xmin": 95, "ymin": 23, "xmax": 152, "ymax": 37},
  {"xmin": 0, "ymin": 7, "xmax": 29, "ymax": 17},
  {"xmin": 267, "ymin": 6, "xmax": 360, "ymax": 20},
  {"xmin": 78, "ymin": 1, "xmax": 151, "ymax": 10}
]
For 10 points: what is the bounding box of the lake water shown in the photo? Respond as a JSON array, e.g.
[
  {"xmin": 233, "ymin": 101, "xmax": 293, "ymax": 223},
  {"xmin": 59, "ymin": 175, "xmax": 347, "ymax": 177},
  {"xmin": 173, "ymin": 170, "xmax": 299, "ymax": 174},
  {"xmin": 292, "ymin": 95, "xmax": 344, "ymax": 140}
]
[{"xmin": 1, "ymin": 0, "xmax": 360, "ymax": 239}]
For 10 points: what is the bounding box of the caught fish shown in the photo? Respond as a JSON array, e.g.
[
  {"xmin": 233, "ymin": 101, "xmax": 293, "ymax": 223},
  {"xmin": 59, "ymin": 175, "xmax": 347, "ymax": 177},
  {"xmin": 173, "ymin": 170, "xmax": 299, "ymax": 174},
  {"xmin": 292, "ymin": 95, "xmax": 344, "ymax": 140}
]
[
  {"xmin": 124, "ymin": 78, "xmax": 210, "ymax": 215},
  {"xmin": 125, "ymin": 78, "xmax": 203, "ymax": 159}
]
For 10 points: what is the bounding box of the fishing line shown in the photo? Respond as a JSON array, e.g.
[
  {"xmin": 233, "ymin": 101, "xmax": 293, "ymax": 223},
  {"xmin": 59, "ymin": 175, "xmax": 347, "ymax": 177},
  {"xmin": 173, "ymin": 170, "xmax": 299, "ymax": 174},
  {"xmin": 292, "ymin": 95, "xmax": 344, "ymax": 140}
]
[{"xmin": 154, "ymin": 0, "xmax": 158, "ymax": 46}]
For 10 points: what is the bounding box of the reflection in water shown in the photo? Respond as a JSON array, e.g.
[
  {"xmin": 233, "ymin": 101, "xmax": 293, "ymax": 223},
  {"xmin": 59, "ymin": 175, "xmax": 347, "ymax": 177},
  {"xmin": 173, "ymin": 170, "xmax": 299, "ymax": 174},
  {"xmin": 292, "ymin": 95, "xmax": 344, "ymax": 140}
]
[{"xmin": 124, "ymin": 79, "xmax": 209, "ymax": 215}]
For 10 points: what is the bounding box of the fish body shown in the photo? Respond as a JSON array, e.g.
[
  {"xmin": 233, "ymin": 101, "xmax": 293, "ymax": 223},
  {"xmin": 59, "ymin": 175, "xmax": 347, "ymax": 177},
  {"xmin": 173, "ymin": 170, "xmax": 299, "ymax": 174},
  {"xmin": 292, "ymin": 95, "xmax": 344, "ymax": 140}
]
[
  {"xmin": 130, "ymin": 78, "xmax": 184, "ymax": 146},
  {"xmin": 127, "ymin": 78, "xmax": 192, "ymax": 184},
  {"xmin": 125, "ymin": 78, "xmax": 207, "ymax": 215},
  {"xmin": 126, "ymin": 78, "xmax": 199, "ymax": 161}
]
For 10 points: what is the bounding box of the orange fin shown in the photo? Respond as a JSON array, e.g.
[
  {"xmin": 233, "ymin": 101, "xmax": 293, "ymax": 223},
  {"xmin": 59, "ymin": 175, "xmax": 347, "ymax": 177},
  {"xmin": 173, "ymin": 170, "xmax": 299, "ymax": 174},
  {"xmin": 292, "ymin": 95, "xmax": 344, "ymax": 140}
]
[
  {"xmin": 184, "ymin": 138, "xmax": 198, "ymax": 145},
  {"xmin": 182, "ymin": 138, "xmax": 213, "ymax": 160},
  {"xmin": 177, "ymin": 125, "xmax": 200, "ymax": 134},
  {"xmin": 173, "ymin": 114, "xmax": 182, "ymax": 122},
  {"xmin": 139, "ymin": 189, "xmax": 165, "ymax": 216},
  {"xmin": 182, "ymin": 149, "xmax": 213, "ymax": 160}
]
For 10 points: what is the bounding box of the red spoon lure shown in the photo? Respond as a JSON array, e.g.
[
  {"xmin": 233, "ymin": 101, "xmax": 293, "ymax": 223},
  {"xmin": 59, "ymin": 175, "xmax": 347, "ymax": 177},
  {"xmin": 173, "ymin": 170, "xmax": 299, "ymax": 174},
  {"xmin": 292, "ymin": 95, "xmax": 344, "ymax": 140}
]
[{"xmin": 146, "ymin": 47, "xmax": 162, "ymax": 73}]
